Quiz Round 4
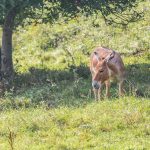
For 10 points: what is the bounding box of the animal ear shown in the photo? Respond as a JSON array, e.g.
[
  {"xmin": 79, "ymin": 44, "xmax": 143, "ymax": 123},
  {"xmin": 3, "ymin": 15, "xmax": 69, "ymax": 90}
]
[
  {"xmin": 105, "ymin": 51, "xmax": 115, "ymax": 63},
  {"xmin": 94, "ymin": 51, "xmax": 100, "ymax": 60}
]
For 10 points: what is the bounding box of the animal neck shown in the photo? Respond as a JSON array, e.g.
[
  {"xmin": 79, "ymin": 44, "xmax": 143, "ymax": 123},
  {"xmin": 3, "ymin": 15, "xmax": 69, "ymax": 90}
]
[
  {"xmin": 103, "ymin": 67, "xmax": 109, "ymax": 81},
  {"xmin": 107, "ymin": 62, "xmax": 118, "ymax": 74}
]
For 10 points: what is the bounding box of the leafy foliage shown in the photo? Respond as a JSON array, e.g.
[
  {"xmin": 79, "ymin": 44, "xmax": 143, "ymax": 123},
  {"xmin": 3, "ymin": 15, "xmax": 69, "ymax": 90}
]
[
  {"xmin": 0, "ymin": 0, "xmax": 43, "ymax": 27},
  {"xmin": 0, "ymin": 0, "xmax": 144, "ymax": 28}
]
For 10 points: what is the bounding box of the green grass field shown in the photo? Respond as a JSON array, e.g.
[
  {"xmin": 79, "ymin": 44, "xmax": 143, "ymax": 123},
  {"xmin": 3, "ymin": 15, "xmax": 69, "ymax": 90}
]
[
  {"xmin": 0, "ymin": 42, "xmax": 149, "ymax": 150},
  {"xmin": 0, "ymin": 97, "xmax": 149, "ymax": 149},
  {"xmin": 0, "ymin": 0, "xmax": 150, "ymax": 149}
]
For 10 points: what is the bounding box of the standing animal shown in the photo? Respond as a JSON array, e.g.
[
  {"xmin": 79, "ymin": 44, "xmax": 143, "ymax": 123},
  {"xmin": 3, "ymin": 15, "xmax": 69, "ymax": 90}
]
[{"xmin": 90, "ymin": 47, "xmax": 126, "ymax": 100}]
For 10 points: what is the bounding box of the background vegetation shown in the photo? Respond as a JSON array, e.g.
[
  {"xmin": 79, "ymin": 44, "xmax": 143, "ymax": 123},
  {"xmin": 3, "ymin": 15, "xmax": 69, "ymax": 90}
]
[{"xmin": 0, "ymin": 0, "xmax": 149, "ymax": 149}]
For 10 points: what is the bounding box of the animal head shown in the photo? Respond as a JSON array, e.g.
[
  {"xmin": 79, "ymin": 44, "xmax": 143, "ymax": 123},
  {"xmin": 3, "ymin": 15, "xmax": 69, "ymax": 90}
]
[{"xmin": 92, "ymin": 51, "xmax": 115, "ymax": 89}]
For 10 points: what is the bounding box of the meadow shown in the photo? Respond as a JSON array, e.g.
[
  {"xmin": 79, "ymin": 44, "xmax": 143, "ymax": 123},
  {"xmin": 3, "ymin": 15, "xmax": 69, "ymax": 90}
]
[
  {"xmin": 0, "ymin": 98, "xmax": 149, "ymax": 149},
  {"xmin": 0, "ymin": 0, "xmax": 150, "ymax": 149}
]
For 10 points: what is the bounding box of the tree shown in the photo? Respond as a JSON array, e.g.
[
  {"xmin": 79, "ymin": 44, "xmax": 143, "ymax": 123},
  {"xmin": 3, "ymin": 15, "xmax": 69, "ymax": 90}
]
[
  {"xmin": 0, "ymin": 0, "xmax": 143, "ymax": 78},
  {"xmin": 0, "ymin": 0, "xmax": 43, "ymax": 77}
]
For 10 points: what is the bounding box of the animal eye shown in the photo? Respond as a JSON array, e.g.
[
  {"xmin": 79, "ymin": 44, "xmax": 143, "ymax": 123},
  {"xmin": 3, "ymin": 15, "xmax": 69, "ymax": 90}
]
[{"xmin": 99, "ymin": 70, "xmax": 104, "ymax": 73}]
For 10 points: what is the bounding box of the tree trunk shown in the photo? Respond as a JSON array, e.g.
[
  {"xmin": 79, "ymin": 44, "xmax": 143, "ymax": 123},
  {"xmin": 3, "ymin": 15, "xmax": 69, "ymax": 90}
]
[
  {"xmin": 0, "ymin": 47, "xmax": 5, "ymax": 95},
  {"xmin": 1, "ymin": 26, "xmax": 13, "ymax": 76},
  {"xmin": 1, "ymin": 7, "xmax": 17, "ymax": 77},
  {"xmin": 0, "ymin": 47, "xmax": 1, "ymax": 80}
]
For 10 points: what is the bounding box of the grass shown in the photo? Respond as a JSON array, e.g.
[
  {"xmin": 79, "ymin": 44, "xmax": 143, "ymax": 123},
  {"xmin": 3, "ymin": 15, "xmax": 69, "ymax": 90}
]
[
  {"xmin": 0, "ymin": 97, "xmax": 149, "ymax": 150},
  {"xmin": 0, "ymin": 49, "xmax": 149, "ymax": 149}
]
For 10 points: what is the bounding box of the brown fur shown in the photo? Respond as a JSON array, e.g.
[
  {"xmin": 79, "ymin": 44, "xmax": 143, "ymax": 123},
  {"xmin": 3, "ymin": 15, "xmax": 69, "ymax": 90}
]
[{"xmin": 90, "ymin": 47, "xmax": 126, "ymax": 100}]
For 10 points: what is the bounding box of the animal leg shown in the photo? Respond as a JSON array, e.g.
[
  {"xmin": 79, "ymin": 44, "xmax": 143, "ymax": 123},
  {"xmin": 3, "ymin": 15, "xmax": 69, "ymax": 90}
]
[
  {"xmin": 98, "ymin": 88, "xmax": 102, "ymax": 100},
  {"xmin": 105, "ymin": 80, "xmax": 111, "ymax": 98},
  {"xmin": 119, "ymin": 80, "xmax": 124, "ymax": 97},
  {"xmin": 93, "ymin": 89, "xmax": 98, "ymax": 101}
]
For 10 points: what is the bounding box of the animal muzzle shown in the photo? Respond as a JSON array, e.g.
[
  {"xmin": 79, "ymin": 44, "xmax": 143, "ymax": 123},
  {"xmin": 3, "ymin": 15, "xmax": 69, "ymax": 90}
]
[{"xmin": 92, "ymin": 80, "xmax": 101, "ymax": 89}]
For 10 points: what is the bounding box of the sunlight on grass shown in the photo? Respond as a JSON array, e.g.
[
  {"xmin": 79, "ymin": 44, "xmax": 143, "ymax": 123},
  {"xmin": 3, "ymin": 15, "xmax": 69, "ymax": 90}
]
[{"xmin": 0, "ymin": 97, "xmax": 149, "ymax": 149}]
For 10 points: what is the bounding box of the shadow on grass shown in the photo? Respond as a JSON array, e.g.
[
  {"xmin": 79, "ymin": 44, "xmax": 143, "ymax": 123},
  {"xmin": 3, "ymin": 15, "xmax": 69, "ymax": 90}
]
[
  {"xmin": 3, "ymin": 66, "xmax": 92, "ymax": 108},
  {"xmin": 125, "ymin": 63, "xmax": 150, "ymax": 96},
  {"xmin": 1, "ymin": 63, "xmax": 149, "ymax": 110},
  {"xmin": 109, "ymin": 63, "xmax": 150, "ymax": 98}
]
